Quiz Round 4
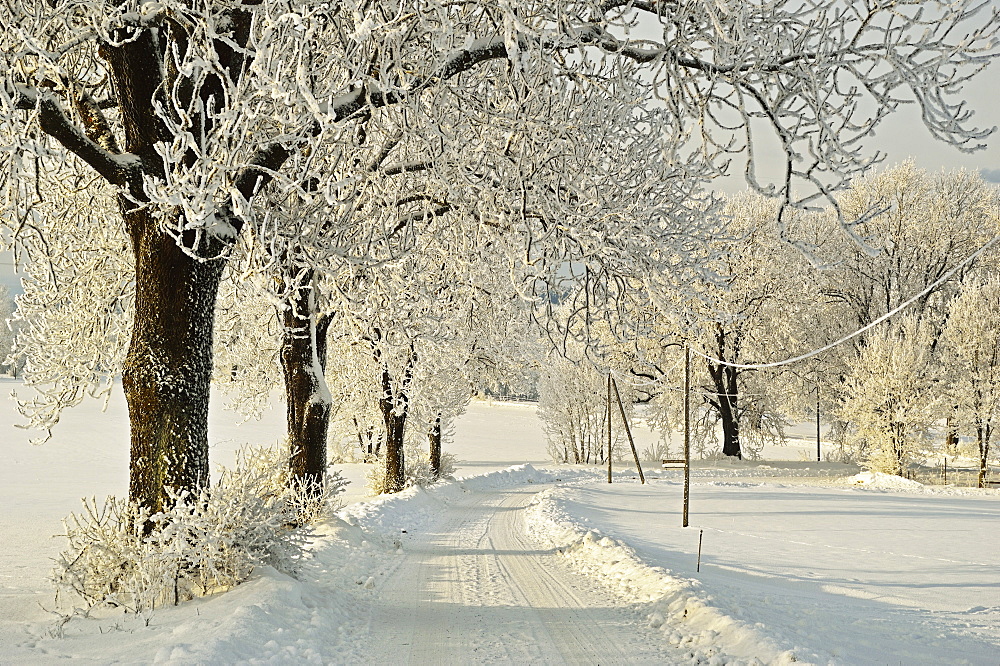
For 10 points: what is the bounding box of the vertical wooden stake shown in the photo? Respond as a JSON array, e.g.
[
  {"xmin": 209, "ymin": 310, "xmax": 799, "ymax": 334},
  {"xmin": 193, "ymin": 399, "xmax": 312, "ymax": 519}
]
[
  {"xmin": 611, "ymin": 376, "xmax": 644, "ymax": 484},
  {"xmin": 683, "ymin": 344, "xmax": 691, "ymax": 528},
  {"xmin": 607, "ymin": 373, "xmax": 613, "ymax": 484}
]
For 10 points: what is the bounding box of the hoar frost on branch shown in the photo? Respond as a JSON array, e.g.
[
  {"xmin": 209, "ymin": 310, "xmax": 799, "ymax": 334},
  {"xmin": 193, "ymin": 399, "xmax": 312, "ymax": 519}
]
[
  {"xmin": 1, "ymin": 0, "xmax": 998, "ymax": 514},
  {"xmin": 7, "ymin": 167, "xmax": 132, "ymax": 439},
  {"xmin": 638, "ymin": 193, "xmax": 822, "ymax": 460},
  {"xmin": 940, "ymin": 277, "xmax": 1000, "ymax": 487},
  {"xmin": 839, "ymin": 315, "xmax": 940, "ymax": 475}
]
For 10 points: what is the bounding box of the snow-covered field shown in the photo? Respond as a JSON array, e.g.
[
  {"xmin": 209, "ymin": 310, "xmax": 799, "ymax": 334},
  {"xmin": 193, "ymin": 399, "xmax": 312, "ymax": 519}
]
[{"xmin": 2, "ymin": 382, "xmax": 998, "ymax": 664}]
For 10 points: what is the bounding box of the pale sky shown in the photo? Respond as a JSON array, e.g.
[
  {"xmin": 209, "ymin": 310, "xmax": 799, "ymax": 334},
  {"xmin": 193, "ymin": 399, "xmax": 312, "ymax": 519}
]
[{"xmin": 838, "ymin": 64, "xmax": 1000, "ymax": 181}]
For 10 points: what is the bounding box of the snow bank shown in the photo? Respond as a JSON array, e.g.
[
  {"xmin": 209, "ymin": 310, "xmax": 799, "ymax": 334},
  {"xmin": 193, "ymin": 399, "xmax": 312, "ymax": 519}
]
[
  {"xmin": 525, "ymin": 486, "xmax": 803, "ymax": 666},
  {"xmin": 843, "ymin": 470, "xmax": 999, "ymax": 496},
  {"xmin": 848, "ymin": 471, "xmax": 925, "ymax": 490},
  {"xmin": 456, "ymin": 463, "xmax": 556, "ymax": 489}
]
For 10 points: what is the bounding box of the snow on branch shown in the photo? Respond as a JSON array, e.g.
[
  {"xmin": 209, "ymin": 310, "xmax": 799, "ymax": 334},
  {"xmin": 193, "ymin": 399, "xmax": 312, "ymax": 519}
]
[{"xmin": 14, "ymin": 87, "xmax": 137, "ymax": 187}]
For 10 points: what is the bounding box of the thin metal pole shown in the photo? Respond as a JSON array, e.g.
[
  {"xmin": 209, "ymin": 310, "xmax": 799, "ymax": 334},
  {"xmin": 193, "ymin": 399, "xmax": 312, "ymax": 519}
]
[
  {"xmin": 611, "ymin": 376, "xmax": 644, "ymax": 484},
  {"xmin": 607, "ymin": 373, "xmax": 612, "ymax": 484},
  {"xmin": 683, "ymin": 344, "xmax": 690, "ymax": 528},
  {"xmin": 696, "ymin": 529, "xmax": 703, "ymax": 572}
]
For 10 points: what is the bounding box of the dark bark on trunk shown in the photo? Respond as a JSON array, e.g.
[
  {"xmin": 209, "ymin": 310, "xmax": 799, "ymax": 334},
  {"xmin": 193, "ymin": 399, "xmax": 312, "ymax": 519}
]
[
  {"xmin": 707, "ymin": 328, "xmax": 742, "ymax": 459},
  {"xmin": 429, "ymin": 413, "xmax": 442, "ymax": 479},
  {"xmin": 376, "ymin": 345, "xmax": 415, "ymax": 494},
  {"xmin": 380, "ymin": 363, "xmax": 407, "ymax": 494},
  {"xmin": 122, "ymin": 208, "xmax": 226, "ymax": 515},
  {"xmin": 280, "ymin": 271, "xmax": 333, "ymax": 487},
  {"xmin": 718, "ymin": 388, "xmax": 741, "ymax": 459},
  {"xmin": 977, "ymin": 423, "xmax": 992, "ymax": 488},
  {"xmin": 945, "ymin": 413, "xmax": 960, "ymax": 452},
  {"xmin": 708, "ymin": 362, "xmax": 742, "ymax": 459}
]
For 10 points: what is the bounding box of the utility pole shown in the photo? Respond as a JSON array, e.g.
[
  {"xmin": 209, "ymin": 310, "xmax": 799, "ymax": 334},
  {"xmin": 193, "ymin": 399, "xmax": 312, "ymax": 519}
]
[
  {"xmin": 816, "ymin": 381, "xmax": 821, "ymax": 463},
  {"xmin": 683, "ymin": 344, "xmax": 691, "ymax": 528},
  {"xmin": 607, "ymin": 373, "xmax": 613, "ymax": 484}
]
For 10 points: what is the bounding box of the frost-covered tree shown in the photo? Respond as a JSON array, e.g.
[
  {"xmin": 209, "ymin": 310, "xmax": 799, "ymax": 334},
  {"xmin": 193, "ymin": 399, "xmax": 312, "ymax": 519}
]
[
  {"xmin": 698, "ymin": 195, "xmax": 819, "ymax": 458},
  {"xmin": 328, "ymin": 247, "xmax": 492, "ymax": 492},
  {"xmin": 941, "ymin": 277, "xmax": 1000, "ymax": 487},
  {"xmin": 2, "ymin": 3, "xmax": 349, "ymax": 513},
  {"xmin": 537, "ymin": 347, "xmax": 638, "ymax": 465},
  {"xmin": 635, "ymin": 194, "xmax": 820, "ymax": 459},
  {"xmin": 3, "ymin": 1, "xmax": 997, "ymax": 513},
  {"xmin": 839, "ymin": 316, "xmax": 940, "ymax": 476},
  {"xmin": 821, "ymin": 163, "xmax": 998, "ymax": 331},
  {"xmin": 807, "ymin": 164, "xmax": 999, "ymax": 456},
  {"xmin": 0, "ymin": 284, "xmax": 18, "ymax": 377}
]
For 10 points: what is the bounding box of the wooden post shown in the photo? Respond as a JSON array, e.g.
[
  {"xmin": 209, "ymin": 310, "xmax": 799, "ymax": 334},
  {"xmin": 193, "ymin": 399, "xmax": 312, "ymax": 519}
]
[
  {"xmin": 816, "ymin": 382, "xmax": 821, "ymax": 463},
  {"xmin": 611, "ymin": 376, "xmax": 645, "ymax": 484},
  {"xmin": 683, "ymin": 344, "xmax": 691, "ymax": 528},
  {"xmin": 607, "ymin": 373, "xmax": 613, "ymax": 484}
]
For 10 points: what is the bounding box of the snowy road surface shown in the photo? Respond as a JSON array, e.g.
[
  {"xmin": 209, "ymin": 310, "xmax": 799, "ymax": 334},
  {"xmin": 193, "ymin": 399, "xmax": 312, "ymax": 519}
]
[{"xmin": 355, "ymin": 483, "xmax": 678, "ymax": 664}]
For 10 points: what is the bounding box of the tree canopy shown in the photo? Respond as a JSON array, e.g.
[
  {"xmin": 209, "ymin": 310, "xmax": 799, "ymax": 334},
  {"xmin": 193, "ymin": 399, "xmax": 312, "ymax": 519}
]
[{"xmin": 2, "ymin": 0, "xmax": 998, "ymax": 506}]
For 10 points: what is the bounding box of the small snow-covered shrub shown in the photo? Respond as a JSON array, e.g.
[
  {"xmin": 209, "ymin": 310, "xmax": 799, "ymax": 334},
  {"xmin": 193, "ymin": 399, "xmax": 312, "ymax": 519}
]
[
  {"xmin": 53, "ymin": 445, "xmax": 346, "ymax": 613},
  {"xmin": 404, "ymin": 449, "xmax": 457, "ymax": 487},
  {"xmin": 365, "ymin": 446, "xmax": 457, "ymax": 494},
  {"xmin": 234, "ymin": 443, "xmax": 349, "ymax": 526}
]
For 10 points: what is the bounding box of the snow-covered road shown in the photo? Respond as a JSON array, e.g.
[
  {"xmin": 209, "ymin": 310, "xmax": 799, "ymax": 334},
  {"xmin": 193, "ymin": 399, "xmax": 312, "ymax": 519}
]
[
  {"xmin": 4, "ymin": 394, "xmax": 997, "ymax": 664},
  {"xmin": 355, "ymin": 483, "xmax": 678, "ymax": 664}
]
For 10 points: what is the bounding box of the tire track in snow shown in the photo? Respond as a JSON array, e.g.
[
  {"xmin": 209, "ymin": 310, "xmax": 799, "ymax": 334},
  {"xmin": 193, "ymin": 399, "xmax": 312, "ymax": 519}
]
[{"xmin": 359, "ymin": 483, "xmax": 677, "ymax": 664}]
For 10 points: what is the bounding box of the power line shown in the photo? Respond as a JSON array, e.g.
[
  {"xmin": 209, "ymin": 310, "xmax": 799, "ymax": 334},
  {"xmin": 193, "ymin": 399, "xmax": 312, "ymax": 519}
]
[{"xmin": 690, "ymin": 233, "xmax": 1000, "ymax": 371}]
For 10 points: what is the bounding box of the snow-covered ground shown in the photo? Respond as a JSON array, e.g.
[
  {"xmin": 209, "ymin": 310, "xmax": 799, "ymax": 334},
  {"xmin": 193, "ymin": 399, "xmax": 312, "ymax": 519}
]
[{"xmin": 1, "ymin": 382, "xmax": 998, "ymax": 664}]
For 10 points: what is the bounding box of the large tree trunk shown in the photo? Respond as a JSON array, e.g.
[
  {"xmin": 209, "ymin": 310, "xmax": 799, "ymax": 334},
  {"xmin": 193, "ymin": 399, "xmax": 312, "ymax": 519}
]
[
  {"xmin": 379, "ymin": 368, "xmax": 407, "ymax": 494},
  {"xmin": 708, "ymin": 363, "xmax": 742, "ymax": 459},
  {"xmin": 719, "ymin": 397, "xmax": 741, "ymax": 458},
  {"xmin": 122, "ymin": 210, "xmax": 227, "ymax": 515},
  {"xmin": 377, "ymin": 346, "xmax": 415, "ymax": 494},
  {"xmin": 99, "ymin": 17, "xmax": 254, "ymax": 517},
  {"xmin": 280, "ymin": 271, "xmax": 333, "ymax": 487}
]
